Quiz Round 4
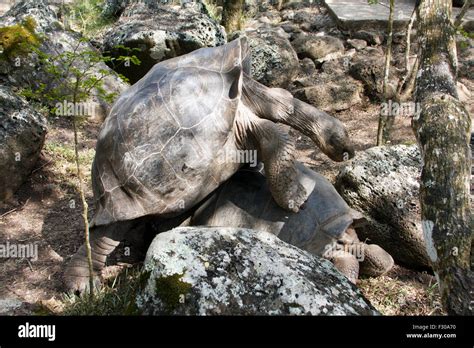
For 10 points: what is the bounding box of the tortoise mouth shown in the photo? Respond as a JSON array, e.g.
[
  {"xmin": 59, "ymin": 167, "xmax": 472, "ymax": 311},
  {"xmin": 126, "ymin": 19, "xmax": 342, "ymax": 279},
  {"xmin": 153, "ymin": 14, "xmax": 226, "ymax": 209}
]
[{"xmin": 325, "ymin": 145, "xmax": 355, "ymax": 162}]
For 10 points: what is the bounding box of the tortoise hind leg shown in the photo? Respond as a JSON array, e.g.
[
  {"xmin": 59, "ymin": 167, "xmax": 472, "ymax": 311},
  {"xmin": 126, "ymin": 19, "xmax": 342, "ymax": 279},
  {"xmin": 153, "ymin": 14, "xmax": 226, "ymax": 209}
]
[
  {"xmin": 63, "ymin": 221, "xmax": 134, "ymax": 294},
  {"xmin": 238, "ymin": 108, "xmax": 307, "ymax": 213}
]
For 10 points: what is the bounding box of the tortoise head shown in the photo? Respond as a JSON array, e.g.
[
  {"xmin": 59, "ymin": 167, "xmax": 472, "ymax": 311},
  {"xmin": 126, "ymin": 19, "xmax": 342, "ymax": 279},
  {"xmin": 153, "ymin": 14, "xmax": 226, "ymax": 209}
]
[
  {"xmin": 291, "ymin": 99, "xmax": 354, "ymax": 162},
  {"xmin": 320, "ymin": 117, "xmax": 355, "ymax": 162}
]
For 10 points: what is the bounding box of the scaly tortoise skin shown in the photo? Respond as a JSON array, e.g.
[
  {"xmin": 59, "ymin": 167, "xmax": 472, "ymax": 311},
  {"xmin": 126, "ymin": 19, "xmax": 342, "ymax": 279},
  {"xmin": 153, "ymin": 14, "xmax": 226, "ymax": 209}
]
[
  {"xmin": 190, "ymin": 163, "xmax": 394, "ymax": 283},
  {"xmin": 64, "ymin": 37, "xmax": 355, "ymax": 293}
]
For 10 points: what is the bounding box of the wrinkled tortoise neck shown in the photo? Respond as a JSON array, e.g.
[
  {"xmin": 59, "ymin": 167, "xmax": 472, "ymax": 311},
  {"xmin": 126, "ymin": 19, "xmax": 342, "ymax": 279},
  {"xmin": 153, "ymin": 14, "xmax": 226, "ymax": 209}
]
[{"xmin": 242, "ymin": 74, "xmax": 330, "ymax": 153}]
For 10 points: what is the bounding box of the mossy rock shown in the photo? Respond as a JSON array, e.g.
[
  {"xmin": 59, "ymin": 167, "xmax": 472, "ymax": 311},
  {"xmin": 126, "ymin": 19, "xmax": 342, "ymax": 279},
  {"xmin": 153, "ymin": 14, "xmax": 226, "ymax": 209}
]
[
  {"xmin": 0, "ymin": 16, "xmax": 41, "ymax": 61},
  {"xmin": 154, "ymin": 273, "xmax": 192, "ymax": 313}
]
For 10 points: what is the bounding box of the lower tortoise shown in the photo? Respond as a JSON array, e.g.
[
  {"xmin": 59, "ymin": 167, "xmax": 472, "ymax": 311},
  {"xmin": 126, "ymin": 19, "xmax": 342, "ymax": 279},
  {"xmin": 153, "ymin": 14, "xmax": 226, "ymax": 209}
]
[{"xmin": 190, "ymin": 163, "xmax": 394, "ymax": 283}]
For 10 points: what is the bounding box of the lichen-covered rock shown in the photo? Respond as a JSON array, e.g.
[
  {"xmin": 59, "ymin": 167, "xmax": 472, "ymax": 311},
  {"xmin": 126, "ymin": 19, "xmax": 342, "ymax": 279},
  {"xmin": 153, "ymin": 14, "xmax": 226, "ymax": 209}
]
[
  {"xmin": 291, "ymin": 34, "xmax": 345, "ymax": 61},
  {"xmin": 137, "ymin": 227, "xmax": 378, "ymax": 315},
  {"xmin": 101, "ymin": 1, "xmax": 226, "ymax": 83},
  {"xmin": 0, "ymin": 85, "xmax": 47, "ymax": 201},
  {"xmin": 335, "ymin": 145, "xmax": 431, "ymax": 270},
  {"xmin": 239, "ymin": 28, "xmax": 299, "ymax": 88},
  {"xmin": 0, "ymin": 0, "xmax": 127, "ymax": 120}
]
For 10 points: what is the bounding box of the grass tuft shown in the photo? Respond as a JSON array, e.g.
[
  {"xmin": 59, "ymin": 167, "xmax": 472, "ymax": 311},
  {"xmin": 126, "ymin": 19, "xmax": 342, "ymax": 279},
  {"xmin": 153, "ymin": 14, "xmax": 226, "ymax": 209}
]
[{"xmin": 61, "ymin": 266, "xmax": 146, "ymax": 315}]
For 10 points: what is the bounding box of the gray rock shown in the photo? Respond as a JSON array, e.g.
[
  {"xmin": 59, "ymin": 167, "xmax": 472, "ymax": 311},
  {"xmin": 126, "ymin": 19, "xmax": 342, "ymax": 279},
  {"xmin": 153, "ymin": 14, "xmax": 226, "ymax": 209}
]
[
  {"xmin": 300, "ymin": 57, "xmax": 316, "ymax": 75},
  {"xmin": 102, "ymin": 0, "xmax": 199, "ymax": 19},
  {"xmin": 347, "ymin": 38, "xmax": 367, "ymax": 51},
  {"xmin": 101, "ymin": 1, "xmax": 226, "ymax": 83},
  {"xmin": 0, "ymin": 86, "xmax": 47, "ymax": 201},
  {"xmin": 244, "ymin": 0, "xmax": 259, "ymax": 17},
  {"xmin": 349, "ymin": 47, "xmax": 398, "ymax": 100},
  {"xmin": 0, "ymin": 0, "xmax": 128, "ymax": 120},
  {"xmin": 280, "ymin": 21, "xmax": 302, "ymax": 35},
  {"xmin": 294, "ymin": 76, "xmax": 363, "ymax": 112},
  {"xmin": 458, "ymin": 46, "xmax": 474, "ymax": 80},
  {"xmin": 292, "ymin": 34, "xmax": 345, "ymax": 61},
  {"xmin": 286, "ymin": 6, "xmax": 337, "ymax": 32},
  {"xmin": 0, "ymin": 298, "xmax": 23, "ymax": 315},
  {"xmin": 242, "ymin": 28, "xmax": 300, "ymax": 88},
  {"xmin": 101, "ymin": 0, "xmax": 128, "ymax": 19},
  {"xmin": 321, "ymin": 54, "xmax": 353, "ymax": 75},
  {"xmin": 352, "ymin": 30, "xmax": 383, "ymax": 46},
  {"xmin": 335, "ymin": 145, "xmax": 431, "ymax": 270},
  {"xmin": 137, "ymin": 227, "xmax": 379, "ymax": 315},
  {"xmin": 291, "ymin": 63, "xmax": 362, "ymax": 113},
  {"xmin": 307, "ymin": 13, "xmax": 339, "ymax": 33}
]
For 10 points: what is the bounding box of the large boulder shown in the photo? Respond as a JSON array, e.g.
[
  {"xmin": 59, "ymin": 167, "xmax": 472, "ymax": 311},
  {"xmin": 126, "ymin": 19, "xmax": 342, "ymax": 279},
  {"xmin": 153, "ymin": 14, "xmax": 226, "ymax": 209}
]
[
  {"xmin": 0, "ymin": 86, "xmax": 47, "ymax": 201},
  {"xmin": 101, "ymin": 1, "xmax": 226, "ymax": 83},
  {"xmin": 0, "ymin": 0, "xmax": 127, "ymax": 120},
  {"xmin": 335, "ymin": 145, "xmax": 431, "ymax": 270},
  {"xmin": 137, "ymin": 227, "xmax": 378, "ymax": 315},
  {"xmin": 239, "ymin": 28, "xmax": 300, "ymax": 88}
]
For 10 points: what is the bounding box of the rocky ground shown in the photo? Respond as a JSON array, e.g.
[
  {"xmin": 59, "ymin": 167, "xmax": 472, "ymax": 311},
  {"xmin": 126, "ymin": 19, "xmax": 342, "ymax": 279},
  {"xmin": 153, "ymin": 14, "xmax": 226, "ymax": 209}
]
[{"xmin": 1, "ymin": 0, "xmax": 473, "ymax": 315}]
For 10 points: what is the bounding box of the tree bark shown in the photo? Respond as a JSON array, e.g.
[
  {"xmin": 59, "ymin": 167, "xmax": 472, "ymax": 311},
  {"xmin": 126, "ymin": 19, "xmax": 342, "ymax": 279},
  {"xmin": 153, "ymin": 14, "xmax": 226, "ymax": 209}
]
[
  {"xmin": 413, "ymin": 0, "xmax": 473, "ymax": 315},
  {"xmin": 221, "ymin": 0, "xmax": 244, "ymax": 33}
]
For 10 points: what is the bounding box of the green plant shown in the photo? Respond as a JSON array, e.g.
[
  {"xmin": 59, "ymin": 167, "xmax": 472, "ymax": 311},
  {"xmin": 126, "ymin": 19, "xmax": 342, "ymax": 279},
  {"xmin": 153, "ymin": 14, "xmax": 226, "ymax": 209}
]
[
  {"xmin": 457, "ymin": 27, "xmax": 474, "ymax": 49},
  {"xmin": 66, "ymin": 0, "xmax": 115, "ymax": 37}
]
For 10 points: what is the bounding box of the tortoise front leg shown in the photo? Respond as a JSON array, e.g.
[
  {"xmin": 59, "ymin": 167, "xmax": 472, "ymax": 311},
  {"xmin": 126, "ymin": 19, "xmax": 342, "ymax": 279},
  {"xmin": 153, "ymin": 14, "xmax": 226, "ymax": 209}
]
[
  {"xmin": 331, "ymin": 250, "xmax": 360, "ymax": 284},
  {"xmin": 237, "ymin": 108, "xmax": 308, "ymax": 213}
]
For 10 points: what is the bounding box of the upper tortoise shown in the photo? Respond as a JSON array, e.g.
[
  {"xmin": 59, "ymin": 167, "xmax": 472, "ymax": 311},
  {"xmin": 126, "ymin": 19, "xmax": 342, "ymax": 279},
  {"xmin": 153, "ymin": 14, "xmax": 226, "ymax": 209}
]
[{"xmin": 64, "ymin": 37, "xmax": 354, "ymax": 292}]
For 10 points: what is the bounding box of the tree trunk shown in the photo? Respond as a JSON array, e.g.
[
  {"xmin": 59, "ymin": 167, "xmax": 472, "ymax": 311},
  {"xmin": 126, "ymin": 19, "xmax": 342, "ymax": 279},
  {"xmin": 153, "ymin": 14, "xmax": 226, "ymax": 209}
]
[
  {"xmin": 221, "ymin": 0, "xmax": 244, "ymax": 33},
  {"xmin": 413, "ymin": 0, "xmax": 473, "ymax": 315},
  {"xmin": 377, "ymin": 0, "xmax": 394, "ymax": 146}
]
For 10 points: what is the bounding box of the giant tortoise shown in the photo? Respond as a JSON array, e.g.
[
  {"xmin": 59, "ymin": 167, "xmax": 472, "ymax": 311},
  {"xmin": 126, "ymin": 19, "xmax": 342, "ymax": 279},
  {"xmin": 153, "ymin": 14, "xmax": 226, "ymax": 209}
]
[{"xmin": 64, "ymin": 37, "xmax": 355, "ymax": 292}]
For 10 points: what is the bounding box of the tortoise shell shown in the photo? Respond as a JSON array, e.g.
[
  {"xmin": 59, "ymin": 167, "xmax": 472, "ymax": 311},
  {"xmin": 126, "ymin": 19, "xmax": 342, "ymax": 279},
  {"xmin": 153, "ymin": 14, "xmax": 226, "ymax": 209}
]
[{"xmin": 91, "ymin": 38, "xmax": 251, "ymax": 227}]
